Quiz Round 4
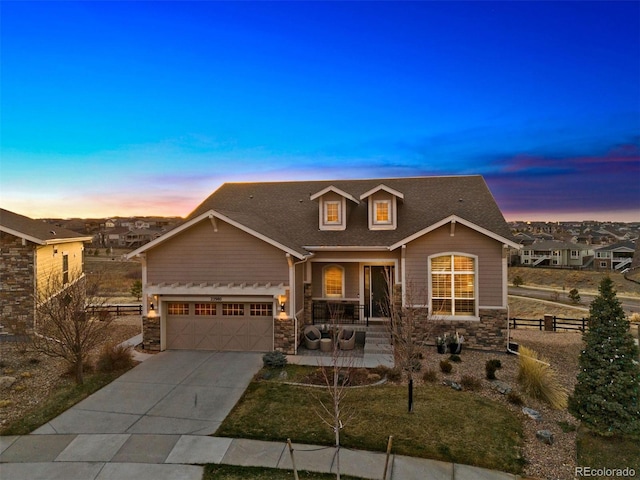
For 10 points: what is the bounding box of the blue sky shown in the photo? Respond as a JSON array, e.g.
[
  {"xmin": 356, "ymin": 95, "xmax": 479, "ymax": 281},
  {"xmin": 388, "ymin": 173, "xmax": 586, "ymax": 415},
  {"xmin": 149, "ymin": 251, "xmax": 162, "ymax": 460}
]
[{"xmin": 1, "ymin": 1, "xmax": 639, "ymax": 221}]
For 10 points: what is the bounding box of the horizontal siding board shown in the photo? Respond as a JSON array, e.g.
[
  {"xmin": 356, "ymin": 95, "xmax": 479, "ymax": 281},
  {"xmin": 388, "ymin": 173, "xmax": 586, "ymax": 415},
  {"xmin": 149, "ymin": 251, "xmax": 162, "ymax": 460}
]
[
  {"xmin": 148, "ymin": 219, "xmax": 289, "ymax": 285},
  {"xmin": 404, "ymin": 223, "xmax": 503, "ymax": 307}
]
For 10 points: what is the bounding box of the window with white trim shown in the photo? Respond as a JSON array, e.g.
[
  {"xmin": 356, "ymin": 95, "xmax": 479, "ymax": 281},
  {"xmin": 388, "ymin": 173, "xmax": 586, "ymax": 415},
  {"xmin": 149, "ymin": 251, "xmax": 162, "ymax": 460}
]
[
  {"xmin": 323, "ymin": 265, "xmax": 344, "ymax": 298},
  {"xmin": 430, "ymin": 254, "xmax": 476, "ymax": 317},
  {"xmin": 373, "ymin": 200, "xmax": 391, "ymax": 224},
  {"xmin": 324, "ymin": 201, "xmax": 341, "ymax": 224}
]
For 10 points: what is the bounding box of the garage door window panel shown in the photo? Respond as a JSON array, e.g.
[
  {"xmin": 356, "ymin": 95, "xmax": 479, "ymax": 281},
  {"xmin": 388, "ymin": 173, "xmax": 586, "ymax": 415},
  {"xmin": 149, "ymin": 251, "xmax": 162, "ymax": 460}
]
[
  {"xmin": 195, "ymin": 303, "xmax": 217, "ymax": 315},
  {"xmin": 223, "ymin": 303, "xmax": 245, "ymax": 316},
  {"xmin": 168, "ymin": 303, "xmax": 190, "ymax": 315},
  {"xmin": 250, "ymin": 303, "xmax": 273, "ymax": 316}
]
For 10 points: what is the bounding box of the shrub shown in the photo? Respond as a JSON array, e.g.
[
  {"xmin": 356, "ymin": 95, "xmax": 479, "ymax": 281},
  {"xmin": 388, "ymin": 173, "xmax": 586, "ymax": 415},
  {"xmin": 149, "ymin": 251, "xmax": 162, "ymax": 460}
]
[
  {"xmin": 460, "ymin": 375, "xmax": 482, "ymax": 391},
  {"xmin": 439, "ymin": 359, "xmax": 452, "ymax": 374},
  {"xmin": 422, "ymin": 368, "xmax": 438, "ymax": 383},
  {"xmin": 485, "ymin": 359, "xmax": 502, "ymax": 380},
  {"xmin": 512, "ymin": 275, "xmax": 524, "ymax": 287},
  {"xmin": 262, "ymin": 351, "xmax": 288, "ymax": 369},
  {"xmin": 448, "ymin": 354, "xmax": 461, "ymax": 363},
  {"xmin": 517, "ymin": 346, "xmax": 568, "ymax": 409},
  {"xmin": 568, "ymin": 288, "xmax": 581, "ymax": 304},
  {"xmin": 96, "ymin": 343, "xmax": 135, "ymax": 373},
  {"xmin": 507, "ymin": 390, "xmax": 524, "ymax": 406}
]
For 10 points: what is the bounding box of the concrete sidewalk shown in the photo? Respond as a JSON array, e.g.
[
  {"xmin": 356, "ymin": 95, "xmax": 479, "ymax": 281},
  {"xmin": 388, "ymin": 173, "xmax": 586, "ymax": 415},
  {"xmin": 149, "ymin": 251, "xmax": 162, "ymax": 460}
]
[{"xmin": 0, "ymin": 434, "xmax": 523, "ymax": 480}]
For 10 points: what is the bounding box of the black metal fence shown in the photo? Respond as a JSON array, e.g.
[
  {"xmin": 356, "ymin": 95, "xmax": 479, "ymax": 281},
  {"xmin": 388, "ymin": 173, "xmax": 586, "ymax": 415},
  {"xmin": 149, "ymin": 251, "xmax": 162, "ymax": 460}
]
[
  {"xmin": 509, "ymin": 315, "xmax": 588, "ymax": 332},
  {"xmin": 86, "ymin": 304, "xmax": 142, "ymax": 316},
  {"xmin": 312, "ymin": 301, "xmax": 369, "ymax": 326}
]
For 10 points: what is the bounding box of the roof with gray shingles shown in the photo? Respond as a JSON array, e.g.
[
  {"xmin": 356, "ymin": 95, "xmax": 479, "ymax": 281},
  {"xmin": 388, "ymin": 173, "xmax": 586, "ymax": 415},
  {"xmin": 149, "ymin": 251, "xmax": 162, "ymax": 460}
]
[
  {"xmin": 186, "ymin": 175, "xmax": 514, "ymax": 255},
  {"xmin": 0, "ymin": 208, "xmax": 91, "ymax": 244}
]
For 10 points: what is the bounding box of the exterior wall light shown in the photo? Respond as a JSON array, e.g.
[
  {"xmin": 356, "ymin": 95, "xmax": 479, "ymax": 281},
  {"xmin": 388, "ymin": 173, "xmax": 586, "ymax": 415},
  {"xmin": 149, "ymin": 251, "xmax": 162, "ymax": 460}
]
[{"xmin": 148, "ymin": 302, "xmax": 157, "ymax": 318}]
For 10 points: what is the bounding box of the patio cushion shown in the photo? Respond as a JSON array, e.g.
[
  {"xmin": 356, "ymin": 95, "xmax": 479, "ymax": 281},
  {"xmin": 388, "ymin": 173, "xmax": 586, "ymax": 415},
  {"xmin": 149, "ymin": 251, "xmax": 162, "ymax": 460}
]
[
  {"xmin": 306, "ymin": 330, "xmax": 318, "ymax": 341},
  {"xmin": 343, "ymin": 329, "xmax": 354, "ymax": 340}
]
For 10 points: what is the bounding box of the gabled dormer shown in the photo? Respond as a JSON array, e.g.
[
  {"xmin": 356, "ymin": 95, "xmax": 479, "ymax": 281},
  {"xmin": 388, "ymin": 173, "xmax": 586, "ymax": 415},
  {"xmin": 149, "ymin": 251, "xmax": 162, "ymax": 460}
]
[
  {"xmin": 359, "ymin": 184, "xmax": 404, "ymax": 230},
  {"xmin": 310, "ymin": 186, "xmax": 359, "ymax": 231}
]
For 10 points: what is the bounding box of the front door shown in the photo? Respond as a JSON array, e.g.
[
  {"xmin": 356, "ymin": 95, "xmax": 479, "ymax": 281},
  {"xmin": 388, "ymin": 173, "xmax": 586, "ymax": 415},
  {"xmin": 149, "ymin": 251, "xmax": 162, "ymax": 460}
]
[{"xmin": 364, "ymin": 266, "xmax": 393, "ymax": 318}]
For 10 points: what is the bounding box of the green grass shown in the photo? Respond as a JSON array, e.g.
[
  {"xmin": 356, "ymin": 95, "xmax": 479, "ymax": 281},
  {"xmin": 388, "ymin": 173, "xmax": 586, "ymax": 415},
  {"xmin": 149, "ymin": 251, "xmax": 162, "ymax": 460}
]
[
  {"xmin": 203, "ymin": 465, "xmax": 365, "ymax": 479},
  {"xmin": 216, "ymin": 375, "xmax": 525, "ymax": 474},
  {"xmin": 576, "ymin": 427, "xmax": 640, "ymax": 479},
  {"xmin": 0, "ymin": 370, "xmax": 128, "ymax": 436}
]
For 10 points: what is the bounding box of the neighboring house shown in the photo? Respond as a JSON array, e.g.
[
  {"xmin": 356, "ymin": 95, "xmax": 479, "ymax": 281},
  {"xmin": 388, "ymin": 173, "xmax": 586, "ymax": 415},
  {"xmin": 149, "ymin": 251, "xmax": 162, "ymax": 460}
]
[
  {"xmin": 123, "ymin": 228, "xmax": 162, "ymax": 248},
  {"xmin": 127, "ymin": 176, "xmax": 520, "ymax": 354},
  {"xmin": 0, "ymin": 208, "xmax": 93, "ymax": 333},
  {"xmin": 518, "ymin": 240, "xmax": 592, "ymax": 268},
  {"xmin": 593, "ymin": 241, "xmax": 636, "ymax": 272}
]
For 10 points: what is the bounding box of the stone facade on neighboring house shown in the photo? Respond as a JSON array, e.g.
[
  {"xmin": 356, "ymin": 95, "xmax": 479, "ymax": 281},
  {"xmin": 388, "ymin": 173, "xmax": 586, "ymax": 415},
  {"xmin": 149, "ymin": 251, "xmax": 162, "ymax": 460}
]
[
  {"xmin": 0, "ymin": 209, "xmax": 92, "ymax": 333},
  {"xmin": 0, "ymin": 233, "xmax": 35, "ymax": 332}
]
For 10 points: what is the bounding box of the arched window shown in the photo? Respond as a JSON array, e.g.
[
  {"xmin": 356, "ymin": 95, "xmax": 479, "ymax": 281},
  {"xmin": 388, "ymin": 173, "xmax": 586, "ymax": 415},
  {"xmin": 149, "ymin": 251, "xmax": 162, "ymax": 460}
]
[
  {"xmin": 429, "ymin": 254, "xmax": 476, "ymax": 317},
  {"xmin": 323, "ymin": 265, "xmax": 344, "ymax": 298}
]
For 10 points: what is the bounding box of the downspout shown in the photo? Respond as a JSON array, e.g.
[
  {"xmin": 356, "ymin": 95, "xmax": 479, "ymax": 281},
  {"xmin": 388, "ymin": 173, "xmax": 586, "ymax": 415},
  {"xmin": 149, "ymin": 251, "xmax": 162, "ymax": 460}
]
[{"xmin": 286, "ymin": 252, "xmax": 315, "ymax": 355}]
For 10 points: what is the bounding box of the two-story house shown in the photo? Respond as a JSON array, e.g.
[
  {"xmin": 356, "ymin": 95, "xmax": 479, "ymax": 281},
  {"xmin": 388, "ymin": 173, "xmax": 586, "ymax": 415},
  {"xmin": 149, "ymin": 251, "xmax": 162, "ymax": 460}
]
[{"xmin": 127, "ymin": 176, "xmax": 520, "ymax": 354}]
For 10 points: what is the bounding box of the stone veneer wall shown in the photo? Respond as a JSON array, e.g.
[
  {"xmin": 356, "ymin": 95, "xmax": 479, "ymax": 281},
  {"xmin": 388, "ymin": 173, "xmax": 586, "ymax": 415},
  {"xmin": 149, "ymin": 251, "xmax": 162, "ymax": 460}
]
[
  {"xmin": 394, "ymin": 284, "xmax": 507, "ymax": 351},
  {"xmin": 0, "ymin": 233, "xmax": 35, "ymax": 332},
  {"xmin": 274, "ymin": 317, "xmax": 296, "ymax": 354},
  {"xmin": 142, "ymin": 315, "xmax": 161, "ymax": 351}
]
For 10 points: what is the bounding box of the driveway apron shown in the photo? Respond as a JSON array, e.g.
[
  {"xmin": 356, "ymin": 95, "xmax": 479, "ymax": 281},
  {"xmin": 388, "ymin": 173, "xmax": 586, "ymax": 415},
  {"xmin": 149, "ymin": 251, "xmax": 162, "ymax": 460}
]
[{"xmin": 33, "ymin": 351, "xmax": 263, "ymax": 436}]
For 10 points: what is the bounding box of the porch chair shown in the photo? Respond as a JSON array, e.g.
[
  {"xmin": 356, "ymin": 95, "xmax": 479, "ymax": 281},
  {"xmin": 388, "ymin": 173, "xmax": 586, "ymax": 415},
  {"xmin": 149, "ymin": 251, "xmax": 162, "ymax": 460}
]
[
  {"xmin": 338, "ymin": 328, "xmax": 356, "ymax": 350},
  {"xmin": 304, "ymin": 325, "xmax": 322, "ymax": 350}
]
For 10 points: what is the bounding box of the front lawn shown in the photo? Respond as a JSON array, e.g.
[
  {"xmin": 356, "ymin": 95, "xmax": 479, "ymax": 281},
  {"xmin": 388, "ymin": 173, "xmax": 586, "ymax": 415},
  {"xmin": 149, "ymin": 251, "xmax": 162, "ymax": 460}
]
[{"xmin": 216, "ymin": 370, "xmax": 525, "ymax": 474}]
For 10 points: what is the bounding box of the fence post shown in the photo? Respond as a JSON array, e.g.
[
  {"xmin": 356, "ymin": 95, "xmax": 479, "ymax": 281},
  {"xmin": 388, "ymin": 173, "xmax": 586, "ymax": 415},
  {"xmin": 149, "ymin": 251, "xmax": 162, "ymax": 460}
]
[{"xmin": 544, "ymin": 314, "xmax": 554, "ymax": 332}]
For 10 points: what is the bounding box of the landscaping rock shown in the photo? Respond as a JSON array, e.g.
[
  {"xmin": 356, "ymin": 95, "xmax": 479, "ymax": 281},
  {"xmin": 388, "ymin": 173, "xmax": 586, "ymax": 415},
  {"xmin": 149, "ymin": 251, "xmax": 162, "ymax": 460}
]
[
  {"xmin": 444, "ymin": 379, "xmax": 462, "ymax": 391},
  {"xmin": 522, "ymin": 407, "xmax": 542, "ymax": 421},
  {"xmin": 0, "ymin": 376, "xmax": 17, "ymax": 390},
  {"xmin": 491, "ymin": 380, "xmax": 512, "ymax": 395},
  {"xmin": 279, "ymin": 370, "xmax": 288, "ymax": 380},
  {"xmin": 536, "ymin": 430, "xmax": 554, "ymax": 445}
]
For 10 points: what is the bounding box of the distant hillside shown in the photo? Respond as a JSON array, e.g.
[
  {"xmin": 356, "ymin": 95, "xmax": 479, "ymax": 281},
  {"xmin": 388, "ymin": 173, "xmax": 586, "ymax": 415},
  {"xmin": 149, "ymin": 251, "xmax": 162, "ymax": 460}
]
[{"xmin": 509, "ymin": 267, "xmax": 640, "ymax": 297}]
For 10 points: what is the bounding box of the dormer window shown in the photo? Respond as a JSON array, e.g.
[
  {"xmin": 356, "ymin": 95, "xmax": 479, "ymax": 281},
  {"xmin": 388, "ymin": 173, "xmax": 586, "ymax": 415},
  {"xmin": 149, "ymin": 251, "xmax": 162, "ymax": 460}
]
[
  {"xmin": 310, "ymin": 185, "xmax": 359, "ymax": 231},
  {"xmin": 360, "ymin": 184, "xmax": 403, "ymax": 231}
]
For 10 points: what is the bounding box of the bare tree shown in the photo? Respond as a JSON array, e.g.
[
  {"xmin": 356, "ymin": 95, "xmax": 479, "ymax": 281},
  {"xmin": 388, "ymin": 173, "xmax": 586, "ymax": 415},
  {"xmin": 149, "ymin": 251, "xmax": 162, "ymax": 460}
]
[
  {"xmin": 380, "ymin": 268, "xmax": 434, "ymax": 413},
  {"xmin": 313, "ymin": 304, "xmax": 357, "ymax": 480},
  {"xmin": 31, "ymin": 270, "xmax": 112, "ymax": 384}
]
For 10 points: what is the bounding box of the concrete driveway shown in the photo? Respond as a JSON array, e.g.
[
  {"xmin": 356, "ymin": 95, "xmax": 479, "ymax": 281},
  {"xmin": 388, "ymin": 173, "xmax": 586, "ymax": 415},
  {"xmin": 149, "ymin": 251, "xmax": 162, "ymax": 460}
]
[{"xmin": 33, "ymin": 351, "xmax": 263, "ymax": 436}]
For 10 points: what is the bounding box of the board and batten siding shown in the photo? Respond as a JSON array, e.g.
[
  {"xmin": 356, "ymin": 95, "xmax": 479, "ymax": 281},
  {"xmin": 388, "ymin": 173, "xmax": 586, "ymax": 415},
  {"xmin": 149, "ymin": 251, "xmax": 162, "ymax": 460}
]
[
  {"xmin": 404, "ymin": 223, "xmax": 504, "ymax": 307},
  {"xmin": 147, "ymin": 218, "xmax": 289, "ymax": 285}
]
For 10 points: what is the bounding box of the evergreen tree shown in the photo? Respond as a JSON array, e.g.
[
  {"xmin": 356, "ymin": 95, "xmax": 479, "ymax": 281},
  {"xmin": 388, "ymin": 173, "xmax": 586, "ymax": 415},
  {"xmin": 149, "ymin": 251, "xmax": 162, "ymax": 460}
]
[{"xmin": 569, "ymin": 277, "xmax": 640, "ymax": 436}]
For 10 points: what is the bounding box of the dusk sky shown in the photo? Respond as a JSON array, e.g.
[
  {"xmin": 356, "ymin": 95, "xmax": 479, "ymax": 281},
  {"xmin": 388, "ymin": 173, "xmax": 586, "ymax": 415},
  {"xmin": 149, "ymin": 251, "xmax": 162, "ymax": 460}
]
[{"xmin": 1, "ymin": 1, "xmax": 639, "ymax": 222}]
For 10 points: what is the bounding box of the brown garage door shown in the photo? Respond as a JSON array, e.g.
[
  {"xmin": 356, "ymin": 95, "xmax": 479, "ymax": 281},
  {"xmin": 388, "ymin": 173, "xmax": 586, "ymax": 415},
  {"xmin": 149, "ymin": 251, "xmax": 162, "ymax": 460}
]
[{"xmin": 166, "ymin": 301, "xmax": 273, "ymax": 351}]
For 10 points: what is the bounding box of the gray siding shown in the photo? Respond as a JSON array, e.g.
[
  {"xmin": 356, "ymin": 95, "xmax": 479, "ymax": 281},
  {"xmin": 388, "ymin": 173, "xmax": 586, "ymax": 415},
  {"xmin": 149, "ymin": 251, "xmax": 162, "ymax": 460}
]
[
  {"xmin": 404, "ymin": 223, "xmax": 504, "ymax": 307},
  {"xmin": 147, "ymin": 219, "xmax": 289, "ymax": 285}
]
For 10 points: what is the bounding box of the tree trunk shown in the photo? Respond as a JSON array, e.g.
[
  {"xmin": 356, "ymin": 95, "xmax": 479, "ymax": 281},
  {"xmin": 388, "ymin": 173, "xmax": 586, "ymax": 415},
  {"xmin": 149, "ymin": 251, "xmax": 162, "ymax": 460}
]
[
  {"xmin": 75, "ymin": 355, "xmax": 84, "ymax": 385},
  {"xmin": 408, "ymin": 377, "xmax": 414, "ymax": 413}
]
